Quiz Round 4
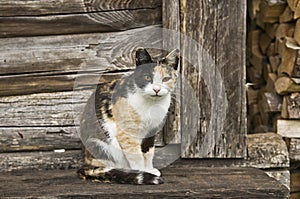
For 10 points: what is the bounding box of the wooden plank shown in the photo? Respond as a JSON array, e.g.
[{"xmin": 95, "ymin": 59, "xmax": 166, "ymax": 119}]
[
  {"xmin": 277, "ymin": 119, "xmax": 300, "ymax": 138},
  {"xmin": 0, "ymin": 150, "xmax": 82, "ymax": 172},
  {"xmin": 0, "ymin": 4, "xmax": 162, "ymax": 37},
  {"xmin": 0, "ymin": 25, "xmax": 162, "ymax": 75},
  {"xmin": 0, "ymin": 0, "xmax": 162, "ymax": 16},
  {"xmin": 162, "ymin": 0, "xmax": 181, "ymax": 144},
  {"xmin": 181, "ymin": 0, "xmax": 246, "ymax": 158},
  {"xmin": 0, "ymin": 90, "xmax": 88, "ymax": 127},
  {"xmin": 0, "ymin": 126, "xmax": 80, "ymax": 152},
  {"xmin": 0, "ymin": 165, "xmax": 289, "ymax": 198},
  {"xmin": 0, "ymin": 25, "xmax": 162, "ymax": 96}
]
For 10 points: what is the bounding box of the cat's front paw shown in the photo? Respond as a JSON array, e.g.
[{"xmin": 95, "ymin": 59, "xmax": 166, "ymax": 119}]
[{"xmin": 146, "ymin": 168, "xmax": 161, "ymax": 177}]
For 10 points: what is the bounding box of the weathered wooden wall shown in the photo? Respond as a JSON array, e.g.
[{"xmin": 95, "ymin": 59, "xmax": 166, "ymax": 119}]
[
  {"xmin": 180, "ymin": 0, "xmax": 247, "ymax": 158},
  {"xmin": 0, "ymin": 0, "xmax": 248, "ymax": 171},
  {"xmin": 0, "ymin": 0, "xmax": 163, "ymax": 171}
]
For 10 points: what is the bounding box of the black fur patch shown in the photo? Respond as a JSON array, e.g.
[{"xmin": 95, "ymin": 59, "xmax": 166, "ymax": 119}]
[{"xmin": 141, "ymin": 135, "xmax": 155, "ymax": 153}]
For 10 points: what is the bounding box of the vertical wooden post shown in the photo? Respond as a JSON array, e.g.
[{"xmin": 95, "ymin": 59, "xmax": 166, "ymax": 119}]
[
  {"xmin": 162, "ymin": 0, "xmax": 181, "ymax": 144},
  {"xmin": 180, "ymin": 0, "xmax": 247, "ymax": 158}
]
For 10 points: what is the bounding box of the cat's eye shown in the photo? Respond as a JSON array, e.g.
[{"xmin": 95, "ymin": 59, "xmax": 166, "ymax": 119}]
[
  {"xmin": 162, "ymin": 76, "xmax": 172, "ymax": 82},
  {"xmin": 144, "ymin": 75, "xmax": 152, "ymax": 81}
]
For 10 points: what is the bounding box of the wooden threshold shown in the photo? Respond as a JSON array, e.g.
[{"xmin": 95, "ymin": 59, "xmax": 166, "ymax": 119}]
[{"xmin": 0, "ymin": 160, "xmax": 289, "ymax": 198}]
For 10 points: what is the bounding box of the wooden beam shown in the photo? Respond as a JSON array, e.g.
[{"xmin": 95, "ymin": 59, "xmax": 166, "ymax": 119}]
[
  {"xmin": 277, "ymin": 119, "xmax": 300, "ymax": 138},
  {"xmin": 0, "ymin": 0, "xmax": 162, "ymax": 16},
  {"xmin": 0, "ymin": 1, "xmax": 162, "ymax": 37},
  {"xmin": 181, "ymin": 0, "xmax": 246, "ymax": 158},
  {"xmin": 0, "ymin": 127, "xmax": 80, "ymax": 152},
  {"xmin": 162, "ymin": 0, "xmax": 181, "ymax": 144},
  {"xmin": 0, "ymin": 150, "xmax": 82, "ymax": 171}
]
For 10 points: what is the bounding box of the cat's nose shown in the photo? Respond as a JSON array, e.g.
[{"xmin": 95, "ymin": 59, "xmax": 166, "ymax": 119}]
[{"xmin": 153, "ymin": 87, "xmax": 161, "ymax": 94}]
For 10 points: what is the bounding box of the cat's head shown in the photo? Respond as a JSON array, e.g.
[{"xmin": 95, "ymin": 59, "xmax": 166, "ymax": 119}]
[{"xmin": 133, "ymin": 48, "xmax": 179, "ymax": 99}]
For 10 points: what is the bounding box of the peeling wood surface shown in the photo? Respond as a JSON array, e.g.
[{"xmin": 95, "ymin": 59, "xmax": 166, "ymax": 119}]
[
  {"xmin": 0, "ymin": 162, "xmax": 289, "ymax": 198},
  {"xmin": 180, "ymin": 0, "xmax": 247, "ymax": 158},
  {"xmin": 0, "ymin": 0, "xmax": 162, "ymax": 37}
]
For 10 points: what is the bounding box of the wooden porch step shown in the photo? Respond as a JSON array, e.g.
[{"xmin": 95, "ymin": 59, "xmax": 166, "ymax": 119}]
[{"xmin": 0, "ymin": 160, "xmax": 289, "ymax": 198}]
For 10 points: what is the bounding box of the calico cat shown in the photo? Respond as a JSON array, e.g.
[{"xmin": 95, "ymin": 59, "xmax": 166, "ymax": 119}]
[{"xmin": 78, "ymin": 48, "xmax": 179, "ymax": 185}]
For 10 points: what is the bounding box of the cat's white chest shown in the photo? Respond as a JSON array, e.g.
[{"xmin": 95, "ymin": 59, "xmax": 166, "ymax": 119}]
[{"xmin": 128, "ymin": 93, "xmax": 170, "ymax": 137}]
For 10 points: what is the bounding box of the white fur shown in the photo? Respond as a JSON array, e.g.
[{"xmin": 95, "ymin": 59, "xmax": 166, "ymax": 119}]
[{"xmin": 128, "ymin": 90, "xmax": 170, "ymax": 138}]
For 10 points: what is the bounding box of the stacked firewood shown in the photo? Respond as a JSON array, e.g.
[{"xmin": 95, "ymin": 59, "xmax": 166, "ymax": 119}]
[
  {"xmin": 248, "ymin": 0, "xmax": 300, "ymax": 197},
  {"xmin": 247, "ymin": 0, "xmax": 300, "ymax": 133}
]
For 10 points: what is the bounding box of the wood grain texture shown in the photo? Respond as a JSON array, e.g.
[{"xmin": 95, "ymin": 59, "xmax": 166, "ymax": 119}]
[
  {"xmin": 0, "ymin": 25, "xmax": 162, "ymax": 96},
  {"xmin": 0, "ymin": 90, "xmax": 88, "ymax": 127},
  {"xmin": 0, "ymin": 150, "xmax": 82, "ymax": 172},
  {"xmin": 277, "ymin": 119, "xmax": 300, "ymax": 138},
  {"xmin": 180, "ymin": 0, "xmax": 247, "ymax": 158},
  {"xmin": 0, "ymin": 0, "xmax": 162, "ymax": 37},
  {"xmin": 0, "ymin": 0, "xmax": 162, "ymax": 16},
  {"xmin": 162, "ymin": 0, "xmax": 181, "ymax": 144},
  {"xmin": 0, "ymin": 164, "xmax": 289, "ymax": 198},
  {"xmin": 0, "ymin": 126, "xmax": 80, "ymax": 152}
]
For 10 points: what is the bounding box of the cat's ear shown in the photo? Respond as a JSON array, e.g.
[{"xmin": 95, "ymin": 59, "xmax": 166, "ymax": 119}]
[
  {"xmin": 165, "ymin": 49, "xmax": 180, "ymax": 70},
  {"xmin": 136, "ymin": 48, "xmax": 152, "ymax": 66}
]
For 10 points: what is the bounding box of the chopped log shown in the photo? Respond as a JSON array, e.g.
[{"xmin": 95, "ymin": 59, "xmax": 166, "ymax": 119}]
[
  {"xmin": 275, "ymin": 23, "xmax": 295, "ymax": 39},
  {"xmin": 247, "ymin": 87, "xmax": 260, "ymax": 105},
  {"xmin": 269, "ymin": 55, "xmax": 281, "ymax": 73},
  {"xmin": 265, "ymin": 23, "xmax": 279, "ymax": 39},
  {"xmin": 280, "ymin": 6, "xmax": 294, "ymax": 22},
  {"xmin": 278, "ymin": 38, "xmax": 298, "ymax": 77},
  {"xmin": 289, "ymin": 138, "xmax": 300, "ymax": 162},
  {"xmin": 248, "ymin": 0, "xmax": 262, "ymax": 19},
  {"xmin": 282, "ymin": 93, "xmax": 300, "ymax": 118},
  {"xmin": 275, "ymin": 76, "xmax": 300, "ymax": 94},
  {"xmin": 247, "ymin": 67, "xmax": 265, "ymax": 89},
  {"xmin": 294, "ymin": 1, "xmax": 300, "ymax": 19},
  {"xmin": 294, "ymin": 19, "xmax": 300, "ymax": 45},
  {"xmin": 248, "ymin": 30, "xmax": 261, "ymax": 57},
  {"xmin": 267, "ymin": 42, "xmax": 276, "ymax": 56},
  {"xmin": 259, "ymin": 92, "xmax": 282, "ymax": 113},
  {"xmin": 246, "ymin": 133, "xmax": 289, "ymax": 168},
  {"xmin": 287, "ymin": 0, "xmax": 299, "ymax": 12},
  {"xmin": 277, "ymin": 119, "xmax": 300, "ymax": 138},
  {"xmin": 250, "ymin": 46, "xmax": 266, "ymax": 75},
  {"xmin": 259, "ymin": 0, "xmax": 286, "ymax": 22},
  {"xmin": 291, "ymin": 168, "xmax": 300, "ymax": 199},
  {"xmin": 259, "ymin": 33, "xmax": 272, "ymax": 54},
  {"xmin": 247, "ymin": 67, "xmax": 264, "ymax": 86}
]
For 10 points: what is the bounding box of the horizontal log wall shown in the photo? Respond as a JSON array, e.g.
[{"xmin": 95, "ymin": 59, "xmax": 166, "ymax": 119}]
[
  {"xmin": 0, "ymin": 1, "xmax": 163, "ymax": 171},
  {"xmin": 0, "ymin": 0, "xmax": 162, "ymax": 37}
]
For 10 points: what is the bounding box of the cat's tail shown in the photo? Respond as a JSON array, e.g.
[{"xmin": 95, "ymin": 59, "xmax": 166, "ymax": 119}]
[{"xmin": 77, "ymin": 166, "xmax": 164, "ymax": 185}]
